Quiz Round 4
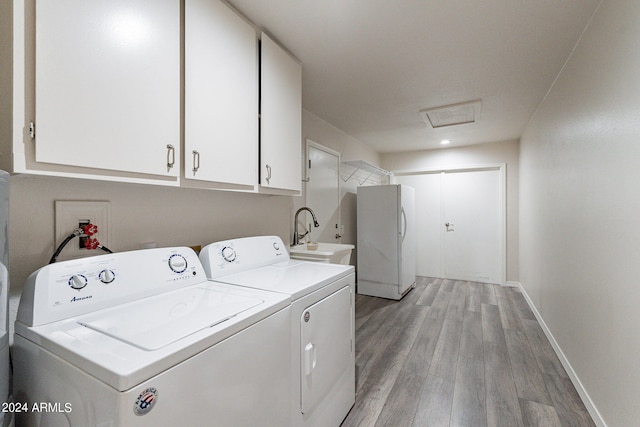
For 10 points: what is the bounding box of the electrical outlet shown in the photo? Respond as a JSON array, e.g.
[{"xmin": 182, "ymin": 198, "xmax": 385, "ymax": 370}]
[{"xmin": 55, "ymin": 201, "xmax": 111, "ymax": 260}]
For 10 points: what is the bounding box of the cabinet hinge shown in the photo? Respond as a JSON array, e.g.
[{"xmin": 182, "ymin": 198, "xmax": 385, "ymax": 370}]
[{"xmin": 28, "ymin": 121, "xmax": 35, "ymax": 140}]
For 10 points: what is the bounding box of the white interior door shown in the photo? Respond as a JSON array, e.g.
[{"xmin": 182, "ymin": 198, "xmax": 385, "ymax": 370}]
[
  {"xmin": 442, "ymin": 169, "xmax": 504, "ymax": 284},
  {"xmin": 394, "ymin": 167, "xmax": 504, "ymax": 284},
  {"xmin": 306, "ymin": 141, "xmax": 340, "ymax": 243}
]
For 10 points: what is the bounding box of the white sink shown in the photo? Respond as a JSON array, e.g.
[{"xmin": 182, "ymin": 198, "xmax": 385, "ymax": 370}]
[{"xmin": 289, "ymin": 242, "xmax": 355, "ymax": 265}]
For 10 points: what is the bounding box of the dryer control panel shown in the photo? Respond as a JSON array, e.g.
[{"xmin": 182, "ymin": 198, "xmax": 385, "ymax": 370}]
[
  {"xmin": 199, "ymin": 236, "xmax": 287, "ymax": 279},
  {"xmin": 17, "ymin": 247, "xmax": 206, "ymax": 327}
]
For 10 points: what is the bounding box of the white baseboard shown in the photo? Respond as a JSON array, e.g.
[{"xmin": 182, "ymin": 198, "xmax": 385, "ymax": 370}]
[
  {"xmin": 515, "ymin": 282, "xmax": 606, "ymax": 427},
  {"xmin": 505, "ymin": 280, "xmax": 520, "ymax": 287}
]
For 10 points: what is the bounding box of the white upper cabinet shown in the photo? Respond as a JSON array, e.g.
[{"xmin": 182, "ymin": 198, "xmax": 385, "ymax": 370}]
[
  {"xmin": 33, "ymin": 0, "xmax": 181, "ymax": 181},
  {"xmin": 3, "ymin": 2, "xmax": 303, "ymax": 191},
  {"xmin": 184, "ymin": 0, "xmax": 258, "ymax": 190},
  {"xmin": 260, "ymin": 32, "xmax": 302, "ymax": 194}
]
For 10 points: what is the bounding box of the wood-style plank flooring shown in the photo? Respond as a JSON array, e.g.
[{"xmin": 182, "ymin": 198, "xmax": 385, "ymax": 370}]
[{"xmin": 341, "ymin": 277, "xmax": 595, "ymax": 427}]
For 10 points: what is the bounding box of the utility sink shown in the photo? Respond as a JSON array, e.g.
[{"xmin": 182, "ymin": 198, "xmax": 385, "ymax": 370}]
[{"xmin": 289, "ymin": 243, "xmax": 355, "ymax": 265}]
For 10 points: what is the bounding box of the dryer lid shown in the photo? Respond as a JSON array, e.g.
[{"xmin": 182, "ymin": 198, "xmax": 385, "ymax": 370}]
[
  {"xmin": 216, "ymin": 260, "xmax": 353, "ymax": 300},
  {"xmin": 77, "ymin": 286, "xmax": 263, "ymax": 350}
]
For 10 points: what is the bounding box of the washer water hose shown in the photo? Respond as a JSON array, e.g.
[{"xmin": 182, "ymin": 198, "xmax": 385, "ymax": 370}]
[{"xmin": 49, "ymin": 223, "xmax": 113, "ymax": 264}]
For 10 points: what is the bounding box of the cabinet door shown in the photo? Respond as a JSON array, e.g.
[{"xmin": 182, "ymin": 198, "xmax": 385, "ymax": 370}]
[
  {"xmin": 34, "ymin": 0, "xmax": 180, "ymax": 177},
  {"xmin": 185, "ymin": 0, "xmax": 258, "ymax": 188},
  {"xmin": 260, "ymin": 33, "xmax": 302, "ymax": 193}
]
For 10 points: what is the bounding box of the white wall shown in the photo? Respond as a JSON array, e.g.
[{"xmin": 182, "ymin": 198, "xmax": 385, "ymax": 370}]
[
  {"xmin": 381, "ymin": 139, "xmax": 519, "ymax": 282},
  {"xmin": 8, "ymin": 175, "xmax": 291, "ymax": 337},
  {"xmin": 519, "ymin": 1, "xmax": 640, "ymax": 425},
  {"xmin": 298, "ymin": 109, "xmax": 381, "ymax": 255}
]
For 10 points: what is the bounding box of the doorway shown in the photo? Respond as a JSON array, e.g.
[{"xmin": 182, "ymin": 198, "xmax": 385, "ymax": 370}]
[
  {"xmin": 305, "ymin": 140, "xmax": 341, "ymax": 243},
  {"xmin": 394, "ymin": 166, "xmax": 505, "ymax": 284}
]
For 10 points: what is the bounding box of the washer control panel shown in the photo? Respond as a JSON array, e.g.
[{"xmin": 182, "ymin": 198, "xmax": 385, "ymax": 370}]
[
  {"xmin": 18, "ymin": 247, "xmax": 206, "ymax": 327},
  {"xmin": 199, "ymin": 236, "xmax": 288, "ymax": 279}
]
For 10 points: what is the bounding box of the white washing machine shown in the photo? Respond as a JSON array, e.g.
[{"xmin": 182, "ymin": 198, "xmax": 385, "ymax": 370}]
[
  {"xmin": 199, "ymin": 236, "xmax": 356, "ymax": 427},
  {"xmin": 13, "ymin": 247, "xmax": 292, "ymax": 427}
]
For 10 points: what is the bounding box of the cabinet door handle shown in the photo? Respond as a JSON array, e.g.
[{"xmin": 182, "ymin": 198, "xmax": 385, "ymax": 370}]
[
  {"xmin": 265, "ymin": 164, "xmax": 272, "ymax": 184},
  {"xmin": 166, "ymin": 144, "xmax": 176, "ymax": 172},
  {"xmin": 192, "ymin": 150, "xmax": 200, "ymax": 175}
]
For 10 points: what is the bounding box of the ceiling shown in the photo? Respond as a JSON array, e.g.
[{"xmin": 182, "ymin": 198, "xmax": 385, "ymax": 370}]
[{"xmin": 228, "ymin": 0, "xmax": 601, "ymax": 153}]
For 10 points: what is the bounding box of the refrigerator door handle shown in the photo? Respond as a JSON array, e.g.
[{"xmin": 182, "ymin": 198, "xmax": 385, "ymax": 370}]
[{"xmin": 401, "ymin": 207, "xmax": 407, "ymax": 241}]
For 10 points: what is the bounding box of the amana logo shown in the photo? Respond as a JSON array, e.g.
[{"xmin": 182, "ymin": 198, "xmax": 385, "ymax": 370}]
[{"xmin": 70, "ymin": 295, "xmax": 92, "ymax": 303}]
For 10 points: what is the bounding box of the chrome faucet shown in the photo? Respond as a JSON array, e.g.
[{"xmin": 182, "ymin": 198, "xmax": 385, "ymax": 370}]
[{"xmin": 293, "ymin": 207, "xmax": 320, "ymax": 246}]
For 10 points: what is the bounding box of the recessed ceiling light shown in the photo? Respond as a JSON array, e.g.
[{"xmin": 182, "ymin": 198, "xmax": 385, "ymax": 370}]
[{"xmin": 440, "ymin": 139, "xmax": 451, "ymax": 145}]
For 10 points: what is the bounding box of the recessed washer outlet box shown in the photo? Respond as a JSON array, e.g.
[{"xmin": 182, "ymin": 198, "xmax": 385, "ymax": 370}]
[{"xmin": 55, "ymin": 201, "xmax": 112, "ymax": 261}]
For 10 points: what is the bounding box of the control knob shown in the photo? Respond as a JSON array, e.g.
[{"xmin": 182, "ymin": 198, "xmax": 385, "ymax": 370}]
[
  {"xmin": 168, "ymin": 254, "xmax": 188, "ymax": 273},
  {"xmin": 68, "ymin": 274, "xmax": 88, "ymax": 290},
  {"xmin": 221, "ymin": 246, "xmax": 236, "ymax": 262},
  {"xmin": 98, "ymin": 269, "xmax": 115, "ymax": 284}
]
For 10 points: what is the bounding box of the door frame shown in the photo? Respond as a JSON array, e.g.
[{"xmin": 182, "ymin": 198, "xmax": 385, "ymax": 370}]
[
  {"xmin": 305, "ymin": 139, "xmax": 342, "ymax": 241},
  {"xmin": 392, "ymin": 163, "xmax": 506, "ymax": 285}
]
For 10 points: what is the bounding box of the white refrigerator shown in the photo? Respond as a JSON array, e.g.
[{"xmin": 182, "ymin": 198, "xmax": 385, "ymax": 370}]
[
  {"xmin": 357, "ymin": 184, "xmax": 416, "ymax": 300},
  {"xmin": 0, "ymin": 171, "xmax": 9, "ymax": 427}
]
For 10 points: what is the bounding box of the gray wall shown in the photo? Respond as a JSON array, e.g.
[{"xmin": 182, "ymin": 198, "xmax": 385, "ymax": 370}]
[{"xmin": 519, "ymin": 0, "xmax": 640, "ymax": 424}]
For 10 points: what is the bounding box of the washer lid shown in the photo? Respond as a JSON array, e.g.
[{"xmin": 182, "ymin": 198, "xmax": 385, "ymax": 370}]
[
  {"xmin": 77, "ymin": 286, "xmax": 263, "ymax": 350},
  {"xmin": 15, "ymin": 281, "xmax": 289, "ymax": 391}
]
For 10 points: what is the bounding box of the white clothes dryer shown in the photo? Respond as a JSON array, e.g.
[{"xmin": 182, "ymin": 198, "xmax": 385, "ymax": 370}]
[
  {"xmin": 13, "ymin": 247, "xmax": 292, "ymax": 427},
  {"xmin": 199, "ymin": 236, "xmax": 356, "ymax": 427}
]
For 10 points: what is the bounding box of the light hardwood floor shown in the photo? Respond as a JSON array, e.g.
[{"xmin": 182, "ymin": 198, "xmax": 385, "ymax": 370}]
[{"xmin": 341, "ymin": 277, "xmax": 596, "ymax": 427}]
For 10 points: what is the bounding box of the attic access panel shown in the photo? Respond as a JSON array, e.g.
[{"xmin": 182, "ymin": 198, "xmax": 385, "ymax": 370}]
[{"xmin": 420, "ymin": 100, "xmax": 482, "ymax": 128}]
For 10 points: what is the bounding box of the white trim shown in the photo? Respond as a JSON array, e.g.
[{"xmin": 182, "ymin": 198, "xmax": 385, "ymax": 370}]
[
  {"xmin": 392, "ymin": 163, "xmax": 506, "ymax": 176},
  {"xmin": 392, "ymin": 163, "xmax": 506, "ymax": 285},
  {"xmin": 505, "ymin": 281, "xmax": 520, "ymax": 288},
  {"xmin": 306, "ymin": 139, "xmax": 341, "ymax": 159},
  {"xmin": 516, "ymin": 283, "xmax": 607, "ymax": 427}
]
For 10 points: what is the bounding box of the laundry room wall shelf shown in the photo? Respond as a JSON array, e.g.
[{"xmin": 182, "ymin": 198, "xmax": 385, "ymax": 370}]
[{"xmin": 341, "ymin": 160, "xmax": 392, "ymax": 185}]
